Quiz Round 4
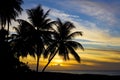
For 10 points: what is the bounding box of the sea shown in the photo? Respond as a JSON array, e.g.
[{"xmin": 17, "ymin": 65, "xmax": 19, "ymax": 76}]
[{"xmin": 48, "ymin": 70, "xmax": 120, "ymax": 76}]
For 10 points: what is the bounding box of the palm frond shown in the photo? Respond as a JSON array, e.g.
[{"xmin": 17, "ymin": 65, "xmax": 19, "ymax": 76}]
[
  {"xmin": 43, "ymin": 9, "xmax": 50, "ymax": 19},
  {"xmin": 13, "ymin": 26, "xmax": 20, "ymax": 35},
  {"xmin": 0, "ymin": 0, "xmax": 23, "ymax": 26},
  {"xmin": 67, "ymin": 45, "xmax": 81, "ymax": 63},
  {"xmin": 64, "ymin": 21, "xmax": 75, "ymax": 30},
  {"xmin": 67, "ymin": 31, "xmax": 83, "ymax": 39},
  {"xmin": 63, "ymin": 47, "xmax": 69, "ymax": 61},
  {"xmin": 44, "ymin": 42, "xmax": 57, "ymax": 58},
  {"xmin": 57, "ymin": 18, "xmax": 62, "ymax": 26},
  {"xmin": 26, "ymin": 5, "xmax": 43, "ymax": 27},
  {"xmin": 48, "ymin": 47, "xmax": 57, "ymax": 60},
  {"xmin": 66, "ymin": 41, "xmax": 84, "ymax": 50},
  {"xmin": 17, "ymin": 19, "xmax": 34, "ymax": 32},
  {"xmin": 41, "ymin": 19, "xmax": 51, "ymax": 29}
]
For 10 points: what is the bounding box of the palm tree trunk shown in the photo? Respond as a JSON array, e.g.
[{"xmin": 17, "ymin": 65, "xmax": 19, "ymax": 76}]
[
  {"xmin": 42, "ymin": 49, "xmax": 58, "ymax": 72},
  {"xmin": 36, "ymin": 27, "xmax": 41, "ymax": 72},
  {"xmin": 36, "ymin": 55, "xmax": 40, "ymax": 72}
]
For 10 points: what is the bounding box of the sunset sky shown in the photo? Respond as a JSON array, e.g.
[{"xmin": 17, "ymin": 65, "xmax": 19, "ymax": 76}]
[{"xmin": 16, "ymin": 0, "xmax": 120, "ymax": 71}]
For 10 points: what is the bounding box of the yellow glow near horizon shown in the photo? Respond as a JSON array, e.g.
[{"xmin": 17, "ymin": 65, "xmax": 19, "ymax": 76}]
[
  {"xmin": 52, "ymin": 59, "xmax": 63, "ymax": 63},
  {"xmin": 20, "ymin": 49, "xmax": 120, "ymax": 70},
  {"xmin": 80, "ymin": 49, "xmax": 120, "ymax": 63}
]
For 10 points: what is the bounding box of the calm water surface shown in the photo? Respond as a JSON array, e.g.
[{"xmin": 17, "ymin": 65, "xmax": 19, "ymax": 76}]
[{"xmin": 49, "ymin": 70, "xmax": 120, "ymax": 76}]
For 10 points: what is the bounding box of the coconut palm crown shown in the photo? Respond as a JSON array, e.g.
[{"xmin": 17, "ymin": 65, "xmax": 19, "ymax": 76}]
[
  {"xmin": 42, "ymin": 18, "xmax": 84, "ymax": 72},
  {"xmin": 12, "ymin": 5, "xmax": 55, "ymax": 72}
]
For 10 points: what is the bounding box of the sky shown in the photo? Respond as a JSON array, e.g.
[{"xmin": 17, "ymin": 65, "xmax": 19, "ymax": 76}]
[{"xmin": 17, "ymin": 0, "xmax": 120, "ymax": 71}]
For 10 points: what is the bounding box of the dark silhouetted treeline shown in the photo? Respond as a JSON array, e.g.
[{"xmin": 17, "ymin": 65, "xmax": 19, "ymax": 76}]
[{"xmin": 0, "ymin": 0, "xmax": 83, "ymax": 73}]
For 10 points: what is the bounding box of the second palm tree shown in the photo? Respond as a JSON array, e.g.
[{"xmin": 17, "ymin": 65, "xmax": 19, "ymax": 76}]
[{"xmin": 42, "ymin": 18, "xmax": 84, "ymax": 72}]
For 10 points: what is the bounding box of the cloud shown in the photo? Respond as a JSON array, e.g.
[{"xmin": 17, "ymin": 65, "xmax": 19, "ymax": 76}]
[
  {"xmin": 73, "ymin": 20, "xmax": 120, "ymax": 45},
  {"xmin": 58, "ymin": 0, "xmax": 120, "ymax": 25},
  {"xmin": 77, "ymin": 1, "xmax": 116, "ymax": 25},
  {"xmin": 44, "ymin": 6, "xmax": 120, "ymax": 47},
  {"xmin": 10, "ymin": 4, "xmax": 120, "ymax": 50},
  {"xmin": 66, "ymin": 49, "xmax": 120, "ymax": 70},
  {"xmin": 43, "ymin": 6, "xmax": 80, "ymax": 21},
  {"xmin": 21, "ymin": 0, "xmax": 120, "ymax": 47}
]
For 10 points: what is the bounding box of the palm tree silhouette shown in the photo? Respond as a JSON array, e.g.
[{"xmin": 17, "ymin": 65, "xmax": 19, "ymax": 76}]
[
  {"xmin": 14, "ymin": 5, "xmax": 55, "ymax": 72},
  {"xmin": 42, "ymin": 18, "xmax": 84, "ymax": 72},
  {"xmin": 0, "ymin": 0, "xmax": 23, "ymax": 72},
  {"xmin": 11, "ymin": 21, "xmax": 35, "ymax": 58},
  {"xmin": 0, "ymin": 26, "xmax": 31, "ymax": 72},
  {"xmin": 0, "ymin": 27, "xmax": 17, "ymax": 72},
  {"xmin": 10, "ymin": 25, "xmax": 34, "ymax": 72},
  {"xmin": 0, "ymin": 0, "xmax": 23, "ymax": 35}
]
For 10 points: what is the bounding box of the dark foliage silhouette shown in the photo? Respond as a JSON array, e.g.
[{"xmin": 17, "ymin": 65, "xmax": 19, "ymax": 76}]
[
  {"xmin": 11, "ymin": 21, "xmax": 36, "ymax": 58},
  {"xmin": 0, "ymin": 0, "xmax": 32, "ymax": 72},
  {"xmin": 0, "ymin": 1, "xmax": 84, "ymax": 73},
  {"xmin": 42, "ymin": 18, "xmax": 84, "ymax": 72},
  {"xmin": 0, "ymin": 27, "xmax": 31, "ymax": 72},
  {"xmin": 0, "ymin": 0, "xmax": 23, "ymax": 30},
  {"xmin": 13, "ymin": 5, "xmax": 55, "ymax": 72}
]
